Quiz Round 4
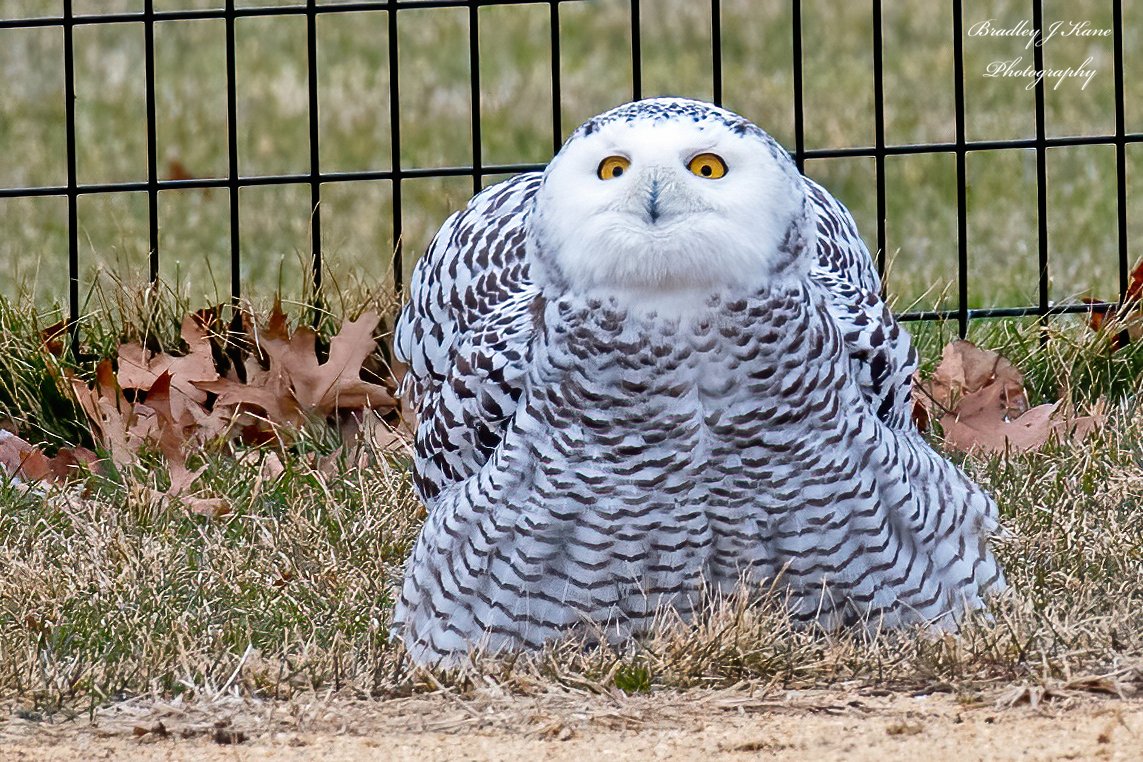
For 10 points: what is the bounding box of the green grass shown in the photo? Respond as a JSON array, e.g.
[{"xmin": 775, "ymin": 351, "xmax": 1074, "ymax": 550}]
[
  {"xmin": 0, "ymin": 0, "xmax": 1141, "ymax": 713},
  {"xmin": 0, "ymin": 448, "xmax": 422, "ymax": 706},
  {"xmin": 1, "ymin": 0, "xmax": 1141, "ymax": 313}
]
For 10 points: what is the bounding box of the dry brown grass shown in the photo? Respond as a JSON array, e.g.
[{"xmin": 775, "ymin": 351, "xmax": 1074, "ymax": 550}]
[
  {"xmin": 0, "ymin": 279, "xmax": 1140, "ymax": 714},
  {"xmin": 0, "ymin": 384, "xmax": 1139, "ymax": 712}
]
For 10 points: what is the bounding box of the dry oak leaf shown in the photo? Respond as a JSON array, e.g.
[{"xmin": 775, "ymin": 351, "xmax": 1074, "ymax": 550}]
[
  {"xmin": 926, "ymin": 340, "xmax": 1106, "ymax": 454},
  {"xmin": 146, "ymin": 372, "xmax": 228, "ymax": 492},
  {"xmin": 941, "ymin": 393, "xmax": 1103, "ymax": 455},
  {"xmin": 198, "ymin": 310, "xmax": 395, "ymax": 428},
  {"xmin": 923, "ymin": 339, "xmax": 1028, "ymax": 417},
  {"xmin": 43, "ymin": 445, "xmax": 100, "ymax": 481},
  {"xmin": 68, "ymin": 360, "xmax": 158, "ymax": 468},
  {"xmin": 1084, "ymin": 258, "xmax": 1143, "ymax": 343},
  {"xmin": 259, "ymin": 311, "xmax": 396, "ymax": 417},
  {"xmin": 0, "ymin": 431, "xmax": 97, "ymax": 485},
  {"xmin": 180, "ymin": 495, "xmax": 232, "ymax": 519},
  {"xmin": 117, "ymin": 315, "xmax": 220, "ymax": 423},
  {"xmin": 1083, "ymin": 303, "xmax": 1143, "ymax": 352},
  {"xmin": 144, "ymin": 371, "xmax": 201, "ymax": 474},
  {"xmin": 361, "ymin": 413, "xmax": 414, "ymax": 456},
  {"xmin": 0, "ymin": 430, "xmax": 57, "ymax": 484},
  {"xmin": 195, "ymin": 355, "xmax": 302, "ymax": 430},
  {"xmin": 145, "ymin": 373, "xmax": 232, "ymax": 517},
  {"xmin": 39, "ymin": 319, "xmax": 69, "ymax": 357},
  {"xmin": 910, "ymin": 372, "xmax": 931, "ymax": 431}
]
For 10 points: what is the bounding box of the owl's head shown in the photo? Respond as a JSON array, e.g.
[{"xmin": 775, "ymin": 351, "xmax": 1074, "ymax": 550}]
[{"xmin": 527, "ymin": 98, "xmax": 815, "ymax": 303}]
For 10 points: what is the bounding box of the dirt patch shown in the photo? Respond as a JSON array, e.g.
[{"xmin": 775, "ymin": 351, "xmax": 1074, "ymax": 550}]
[{"xmin": 2, "ymin": 688, "xmax": 1141, "ymax": 761}]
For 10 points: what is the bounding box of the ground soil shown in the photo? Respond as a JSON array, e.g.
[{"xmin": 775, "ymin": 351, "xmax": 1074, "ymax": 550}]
[{"xmin": 2, "ymin": 687, "xmax": 1141, "ymax": 761}]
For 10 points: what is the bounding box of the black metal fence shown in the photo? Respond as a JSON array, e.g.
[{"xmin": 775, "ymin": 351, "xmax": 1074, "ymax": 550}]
[{"xmin": 0, "ymin": 1, "xmax": 1138, "ymax": 337}]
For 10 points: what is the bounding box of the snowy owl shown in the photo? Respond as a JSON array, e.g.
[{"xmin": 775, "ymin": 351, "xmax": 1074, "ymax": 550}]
[{"xmin": 391, "ymin": 98, "xmax": 1005, "ymax": 666}]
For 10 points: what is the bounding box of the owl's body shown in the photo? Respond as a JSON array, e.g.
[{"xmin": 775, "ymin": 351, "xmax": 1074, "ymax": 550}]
[{"xmin": 393, "ymin": 99, "xmax": 1004, "ymax": 665}]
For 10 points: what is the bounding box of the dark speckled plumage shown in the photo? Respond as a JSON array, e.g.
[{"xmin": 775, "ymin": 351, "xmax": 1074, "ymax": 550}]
[{"xmin": 392, "ymin": 99, "xmax": 1005, "ymax": 665}]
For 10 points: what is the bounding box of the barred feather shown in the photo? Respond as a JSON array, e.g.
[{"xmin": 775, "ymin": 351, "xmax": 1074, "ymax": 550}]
[{"xmin": 392, "ymin": 101, "xmax": 1004, "ymax": 665}]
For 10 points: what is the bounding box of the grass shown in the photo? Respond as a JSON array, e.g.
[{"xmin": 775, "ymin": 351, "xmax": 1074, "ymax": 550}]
[
  {"xmin": 0, "ymin": 447, "xmax": 421, "ymax": 706},
  {"xmin": 0, "ymin": 284, "xmax": 1140, "ymax": 710},
  {"xmin": 1, "ymin": 0, "xmax": 1142, "ymax": 313},
  {"xmin": 0, "ymin": 0, "xmax": 1141, "ymax": 716}
]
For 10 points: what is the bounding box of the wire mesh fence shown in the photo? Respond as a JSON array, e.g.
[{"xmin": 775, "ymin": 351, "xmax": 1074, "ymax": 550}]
[{"xmin": 0, "ymin": 0, "xmax": 1139, "ymax": 337}]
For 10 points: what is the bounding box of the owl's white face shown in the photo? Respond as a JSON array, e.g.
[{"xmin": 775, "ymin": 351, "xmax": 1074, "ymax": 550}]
[{"xmin": 528, "ymin": 99, "xmax": 812, "ymax": 303}]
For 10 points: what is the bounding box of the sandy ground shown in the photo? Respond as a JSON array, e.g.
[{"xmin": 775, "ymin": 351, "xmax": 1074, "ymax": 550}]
[{"xmin": 2, "ymin": 686, "xmax": 1141, "ymax": 761}]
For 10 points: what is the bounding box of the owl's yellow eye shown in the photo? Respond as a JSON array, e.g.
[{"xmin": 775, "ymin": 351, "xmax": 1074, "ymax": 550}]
[
  {"xmin": 597, "ymin": 156, "xmax": 631, "ymax": 180},
  {"xmin": 688, "ymin": 153, "xmax": 728, "ymax": 179}
]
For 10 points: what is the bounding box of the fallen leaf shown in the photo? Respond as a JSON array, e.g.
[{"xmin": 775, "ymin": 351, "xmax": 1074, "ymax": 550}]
[
  {"xmin": 39, "ymin": 320, "xmax": 69, "ymax": 357},
  {"xmin": 910, "ymin": 372, "xmax": 931, "ymax": 431},
  {"xmin": 1083, "ymin": 298, "xmax": 1113, "ymax": 334},
  {"xmin": 265, "ymin": 297, "xmax": 290, "ymax": 342},
  {"xmin": 917, "ymin": 340, "xmax": 1104, "ymax": 454},
  {"xmin": 0, "ymin": 432, "xmax": 98, "ymax": 485},
  {"xmin": 145, "ymin": 371, "xmax": 222, "ymax": 499},
  {"xmin": 359, "ymin": 413, "xmax": 413, "ymax": 456},
  {"xmin": 260, "ymin": 450, "xmax": 286, "ymax": 481},
  {"xmin": 313, "ymin": 446, "xmax": 345, "ymax": 477},
  {"xmin": 68, "ymin": 361, "xmax": 156, "ymax": 468},
  {"xmin": 1129, "ymin": 259, "xmax": 1143, "ymax": 302},
  {"xmin": 195, "ymin": 366, "xmax": 301, "ymax": 430},
  {"xmin": 195, "ymin": 308, "xmax": 395, "ymax": 436},
  {"xmin": 1083, "ymin": 299, "xmax": 1143, "ymax": 351},
  {"xmin": 941, "ymin": 393, "xmax": 1104, "ymax": 454},
  {"xmin": 1082, "ymin": 258, "xmax": 1143, "ymax": 349},
  {"xmin": 46, "ymin": 446, "xmax": 100, "ymax": 481},
  {"xmin": 0, "ymin": 431, "xmax": 55, "ymax": 482},
  {"xmin": 181, "ymin": 495, "xmax": 231, "ymax": 519},
  {"xmin": 923, "ymin": 339, "xmax": 1027, "ymax": 417},
  {"xmin": 61, "ymin": 304, "xmax": 401, "ymax": 494},
  {"xmin": 260, "ymin": 311, "xmax": 395, "ymax": 417},
  {"xmin": 117, "ymin": 314, "xmax": 220, "ymax": 423}
]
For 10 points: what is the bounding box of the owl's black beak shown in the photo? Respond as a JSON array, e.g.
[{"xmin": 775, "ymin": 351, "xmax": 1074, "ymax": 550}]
[{"xmin": 647, "ymin": 178, "xmax": 662, "ymax": 223}]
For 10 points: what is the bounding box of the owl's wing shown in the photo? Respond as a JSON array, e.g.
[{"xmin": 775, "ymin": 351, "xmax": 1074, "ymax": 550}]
[
  {"xmin": 805, "ymin": 178, "xmax": 917, "ymax": 429},
  {"xmin": 394, "ymin": 173, "xmax": 542, "ymax": 503}
]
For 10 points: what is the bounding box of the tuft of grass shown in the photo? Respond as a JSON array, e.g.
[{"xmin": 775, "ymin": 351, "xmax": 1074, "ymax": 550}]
[
  {"xmin": 0, "ymin": 446, "xmax": 422, "ymax": 709},
  {"xmin": 0, "ymin": 270, "xmax": 402, "ymax": 452},
  {"xmin": 0, "ymin": 298, "xmax": 90, "ymax": 450}
]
